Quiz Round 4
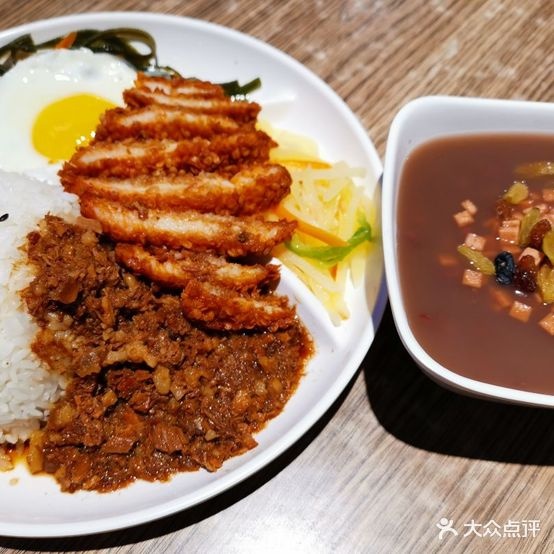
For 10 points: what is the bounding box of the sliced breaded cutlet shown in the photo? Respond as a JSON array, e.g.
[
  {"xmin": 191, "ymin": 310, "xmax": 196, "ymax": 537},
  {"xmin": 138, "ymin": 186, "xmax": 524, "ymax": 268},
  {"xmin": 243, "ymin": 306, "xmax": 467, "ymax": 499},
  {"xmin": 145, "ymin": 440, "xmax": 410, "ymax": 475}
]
[
  {"xmin": 61, "ymin": 131, "xmax": 275, "ymax": 180},
  {"xmin": 135, "ymin": 73, "xmax": 226, "ymax": 98},
  {"xmin": 66, "ymin": 164, "xmax": 291, "ymax": 215},
  {"xmin": 80, "ymin": 196, "xmax": 296, "ymax": 258},
  {"xmin": 115, "ymin": 243, "xmax": 280, "ymax": 292},
  {"xmin": 95, "ymin": 105, "xmax": 246, "ymax": 142},
  {"xmin": 123, "ymin": 88, "xmax": 260, "ymax": 123},
  {"xmin": 181, "ymin": 280, "xmax": 296, "ymax": 331}
]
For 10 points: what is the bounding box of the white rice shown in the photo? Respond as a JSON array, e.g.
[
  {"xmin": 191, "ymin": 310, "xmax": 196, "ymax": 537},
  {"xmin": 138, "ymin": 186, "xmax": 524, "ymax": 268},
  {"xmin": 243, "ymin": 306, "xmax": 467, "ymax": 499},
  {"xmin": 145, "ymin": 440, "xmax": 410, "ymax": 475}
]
[{"xmin": 0, "ymin": 170, "xmax": 79, "ymax": 443}]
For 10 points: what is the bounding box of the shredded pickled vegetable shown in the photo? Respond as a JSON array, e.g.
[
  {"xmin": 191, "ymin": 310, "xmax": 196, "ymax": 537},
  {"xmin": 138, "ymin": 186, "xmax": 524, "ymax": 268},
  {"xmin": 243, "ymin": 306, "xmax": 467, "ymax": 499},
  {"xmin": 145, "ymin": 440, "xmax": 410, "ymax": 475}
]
[
  {"xmin": 286, "ymin": 216, "xmax": 372, "ymax": 265},
  {"xmin": 261, "ymin": 122, "xmax": 378, "ymax": 324}
]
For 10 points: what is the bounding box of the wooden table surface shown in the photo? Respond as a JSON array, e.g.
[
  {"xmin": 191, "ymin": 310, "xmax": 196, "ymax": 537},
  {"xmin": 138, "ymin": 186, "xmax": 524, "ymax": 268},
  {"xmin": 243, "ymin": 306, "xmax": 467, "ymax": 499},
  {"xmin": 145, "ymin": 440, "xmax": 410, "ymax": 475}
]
[{"xmin": 1, "ymin": 1, "xmax": 554, "ymax": 552}]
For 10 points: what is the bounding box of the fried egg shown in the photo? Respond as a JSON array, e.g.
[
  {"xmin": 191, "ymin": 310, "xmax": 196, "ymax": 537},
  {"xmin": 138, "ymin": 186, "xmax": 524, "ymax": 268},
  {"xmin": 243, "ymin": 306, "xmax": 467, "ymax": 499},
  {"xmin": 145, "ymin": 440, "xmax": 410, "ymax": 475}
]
[{"xmin": 0, "ymin": 49, "xmax": 136, "ymax": 178}]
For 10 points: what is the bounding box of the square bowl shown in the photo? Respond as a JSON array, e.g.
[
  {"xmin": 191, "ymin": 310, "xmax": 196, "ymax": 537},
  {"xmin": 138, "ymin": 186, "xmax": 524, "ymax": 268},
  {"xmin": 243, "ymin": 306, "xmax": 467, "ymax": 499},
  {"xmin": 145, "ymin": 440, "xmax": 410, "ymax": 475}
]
[{"xmin": 382, "ymin": 95, "xmax": 554, "ymax": 408}]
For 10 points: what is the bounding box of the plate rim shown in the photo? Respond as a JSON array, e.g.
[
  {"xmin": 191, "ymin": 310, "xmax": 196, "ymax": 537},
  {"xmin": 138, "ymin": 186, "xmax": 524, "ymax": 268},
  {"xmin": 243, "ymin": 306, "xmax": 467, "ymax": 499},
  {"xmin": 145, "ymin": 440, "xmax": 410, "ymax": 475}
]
[{"xmin": 0, "ymin": 10, "xmax": 385, "ymax": 538}]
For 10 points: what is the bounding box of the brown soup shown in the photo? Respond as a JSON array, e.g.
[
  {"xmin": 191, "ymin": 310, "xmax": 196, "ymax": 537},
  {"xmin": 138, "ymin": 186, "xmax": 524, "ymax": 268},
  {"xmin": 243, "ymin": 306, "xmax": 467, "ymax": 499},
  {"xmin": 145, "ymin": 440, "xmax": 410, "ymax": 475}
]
[{"xmin": 397, "ymin": 133, "xmax": 554, "ymax": 394}]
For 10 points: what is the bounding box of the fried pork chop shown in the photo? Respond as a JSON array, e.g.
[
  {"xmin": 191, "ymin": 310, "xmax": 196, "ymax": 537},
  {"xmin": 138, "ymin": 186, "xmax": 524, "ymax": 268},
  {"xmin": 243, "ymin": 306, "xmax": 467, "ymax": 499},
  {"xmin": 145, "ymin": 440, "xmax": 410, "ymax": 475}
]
[
  {"xmin": 81, "ymin": 196, "xmax": 296, "ymax": 258},
  {"xmin": 123, "ymin": 88, "xmax": 260, "ymax": 123},
  {"xmin": 115, "ymin": 244, "xmax": 280, "ymax": 292},
  {"xmin": 95, "ymin": 105, "xmax": 245, "ymax": 142},
  {"xmin": 65, "ymin": 164, "xmax": 291, "ymax": 215},
  {"xmin": 59, "ymin": 72, "xmax": 299, "ymax": 331},
  {"xmin": 135, "ymin": 74, "xmax": 226, "ymax": 97},
  {"xmin": 61, "ymin": 131, "xmax": 275, "ymax": 180},
  {"xmin": 181, "ymin": 280, "xmax": 296, "ymax": 331}
]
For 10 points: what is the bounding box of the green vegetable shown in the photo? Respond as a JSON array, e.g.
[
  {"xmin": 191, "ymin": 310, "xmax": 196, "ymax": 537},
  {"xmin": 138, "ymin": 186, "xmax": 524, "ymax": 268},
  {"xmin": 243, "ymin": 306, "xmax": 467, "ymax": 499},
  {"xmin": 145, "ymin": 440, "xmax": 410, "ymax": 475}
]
[
  {"xmin": 0, "ymin": 28, "xmax": 161, "ymax": 75},
  {"xmin": 537, "ymin": 265, "xmax": 554, "ymax": 303},
  {"xmin": 286, "ymin": 215, "xmax": 372, "ymax": 265},
  {"xmin": 542, "ymin": 230, "xmax": 554, "ymax": 265},
  {"xmin": 0, "ymin": 28, "xmax": 261, "ymax": 97},
  {"xmin": 457, "ymin": 245, "xmax": 495, "ymax": 275},
  {"xmin": 518, "ymin": 207, "xmax": 540, "ymax": 247},
  {"xmin": 515, "ymin": 161, "xmax": 554, "ymax": 179},
  {"xmin": 503, "ymin": 181, "xmax": 529, "ymax": 204},
  {"xmin": 0, "ymin": 33, "xmax": 36, "ymax": 75},
  {"xmin": 220, "ymin": 78, "xmax": 262, "ymax": 97}
]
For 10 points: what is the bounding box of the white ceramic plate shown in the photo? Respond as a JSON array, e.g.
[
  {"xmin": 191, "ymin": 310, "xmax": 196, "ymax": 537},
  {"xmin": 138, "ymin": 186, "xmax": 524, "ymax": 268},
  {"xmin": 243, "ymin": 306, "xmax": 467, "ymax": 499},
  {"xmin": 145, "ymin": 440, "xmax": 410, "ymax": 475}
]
[{"xmin": 0, "ymin": 12, "xmax": 384, "ymax": 537}]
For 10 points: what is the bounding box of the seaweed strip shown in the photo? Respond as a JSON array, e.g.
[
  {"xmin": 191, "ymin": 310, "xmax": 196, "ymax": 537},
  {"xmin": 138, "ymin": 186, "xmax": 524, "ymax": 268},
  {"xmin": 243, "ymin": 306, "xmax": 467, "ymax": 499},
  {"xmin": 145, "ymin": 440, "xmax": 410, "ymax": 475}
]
[{"xmin": 0, "ymin": 28, "xmax": 261, "ymax": 96}]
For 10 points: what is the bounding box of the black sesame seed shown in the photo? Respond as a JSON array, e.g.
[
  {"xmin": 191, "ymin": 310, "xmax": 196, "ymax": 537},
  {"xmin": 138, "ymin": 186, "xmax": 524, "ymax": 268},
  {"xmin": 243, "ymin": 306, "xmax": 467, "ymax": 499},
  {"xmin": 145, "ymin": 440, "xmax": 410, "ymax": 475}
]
[{"xmin": 0, "ymin": 213, "xmax": 8, "ymax": 222}]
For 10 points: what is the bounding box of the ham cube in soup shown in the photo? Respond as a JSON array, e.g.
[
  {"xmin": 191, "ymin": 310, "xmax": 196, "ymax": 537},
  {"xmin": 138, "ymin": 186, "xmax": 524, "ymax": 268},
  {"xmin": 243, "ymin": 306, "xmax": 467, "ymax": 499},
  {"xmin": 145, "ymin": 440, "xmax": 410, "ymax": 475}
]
[
  {"xmin": 498, "ymin": 219, "xmax": 520, "ymax": 243},
  {"xmin": 461, "ymin": 199, "xmax": 477, "ymax": 215},
  {"xmin": 542, "ymin": 188, "xmax": 554, "ymax": 202},
  {"xmin": 539, "ymin": 312, "xmax": 554, "ymax": 335},
  {"xmin": 453, "ymin": 210, "xmax": 474, "ymax": 227},
  {"xmin": 509, "ymin": 301, "xmax": 532, "ymax": 323},
  {"xmin": 464, "ymin": 232, "xmax": 485, "ymax": 251},
  {"xmin": 462, "ymin": 269, "xmax": 483, "ymax": 288}
]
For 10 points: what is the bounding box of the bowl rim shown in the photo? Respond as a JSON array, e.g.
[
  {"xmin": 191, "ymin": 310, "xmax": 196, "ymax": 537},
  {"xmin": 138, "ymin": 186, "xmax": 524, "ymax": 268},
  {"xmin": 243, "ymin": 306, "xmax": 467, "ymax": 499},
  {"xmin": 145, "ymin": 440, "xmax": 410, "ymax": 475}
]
[{"xmin": 383, "ymin": 95, "xmax": 554, "ymax": 408}]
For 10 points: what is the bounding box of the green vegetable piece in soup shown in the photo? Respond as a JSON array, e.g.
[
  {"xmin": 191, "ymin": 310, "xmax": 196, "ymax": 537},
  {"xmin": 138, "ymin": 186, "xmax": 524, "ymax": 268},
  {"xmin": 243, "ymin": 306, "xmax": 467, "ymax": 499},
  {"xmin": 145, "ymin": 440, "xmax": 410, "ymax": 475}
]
[
  {"xmin": 518, "ymin": 207, "xmax": 540, "ymax": 247},
  {"xmin": 457, "ymin": 245, "xmax": 495, "ymax": 275},
  {"xmin": 537, "ymin": 265, "xmax": 554, "ymax": 304},
  {"xmin": 542, "ymin": 230, "xmax": 554, "ymax": 265},
  {"xmin": 515, "ymin": 161, "xmax": 554, "ymax": 179},
  {"xmin": 503, "ymin": 181, "xmax": 528, "ymax": 205}
]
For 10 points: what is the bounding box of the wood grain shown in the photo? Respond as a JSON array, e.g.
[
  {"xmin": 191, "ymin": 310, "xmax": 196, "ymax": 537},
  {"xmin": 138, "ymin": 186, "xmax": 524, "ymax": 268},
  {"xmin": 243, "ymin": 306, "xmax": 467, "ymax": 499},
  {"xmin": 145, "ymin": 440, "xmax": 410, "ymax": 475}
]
[{"xmin": 1, "ymin": 1, "xmax": 554, "ymax": 552}]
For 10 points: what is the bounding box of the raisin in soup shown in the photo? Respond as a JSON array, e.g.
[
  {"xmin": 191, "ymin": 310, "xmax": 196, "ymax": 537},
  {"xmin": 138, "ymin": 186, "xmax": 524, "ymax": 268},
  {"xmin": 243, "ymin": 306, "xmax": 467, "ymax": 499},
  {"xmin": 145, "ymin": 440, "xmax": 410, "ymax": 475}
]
[{"xmin": 397, "ymin": 134, "xmax": 554, "ymax": 395}]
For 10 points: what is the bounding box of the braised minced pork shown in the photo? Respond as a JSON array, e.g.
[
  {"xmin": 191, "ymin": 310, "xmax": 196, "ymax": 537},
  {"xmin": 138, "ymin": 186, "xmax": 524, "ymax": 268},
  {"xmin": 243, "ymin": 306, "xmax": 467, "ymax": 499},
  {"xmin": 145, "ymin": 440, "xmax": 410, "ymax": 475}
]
[{"xmin": 23, "ymin": 216, "xmax": 311, "ymax": 492}]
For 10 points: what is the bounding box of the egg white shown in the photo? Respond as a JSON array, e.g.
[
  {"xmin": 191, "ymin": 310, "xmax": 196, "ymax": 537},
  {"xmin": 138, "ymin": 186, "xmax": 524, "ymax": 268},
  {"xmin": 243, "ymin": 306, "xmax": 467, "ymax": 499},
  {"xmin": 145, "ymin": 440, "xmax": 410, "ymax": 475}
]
[{"xmin": 0, "ymin": 48, "xmax": 136, "ymax": 177}]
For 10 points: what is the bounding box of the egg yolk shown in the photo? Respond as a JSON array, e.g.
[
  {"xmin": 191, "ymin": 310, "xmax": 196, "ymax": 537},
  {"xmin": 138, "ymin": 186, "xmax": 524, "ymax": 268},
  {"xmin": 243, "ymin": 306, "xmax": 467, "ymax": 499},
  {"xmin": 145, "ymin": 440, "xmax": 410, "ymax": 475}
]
[{"xmin": 32, "ymin": 94, "xmax": 115, "ymax": 162}]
